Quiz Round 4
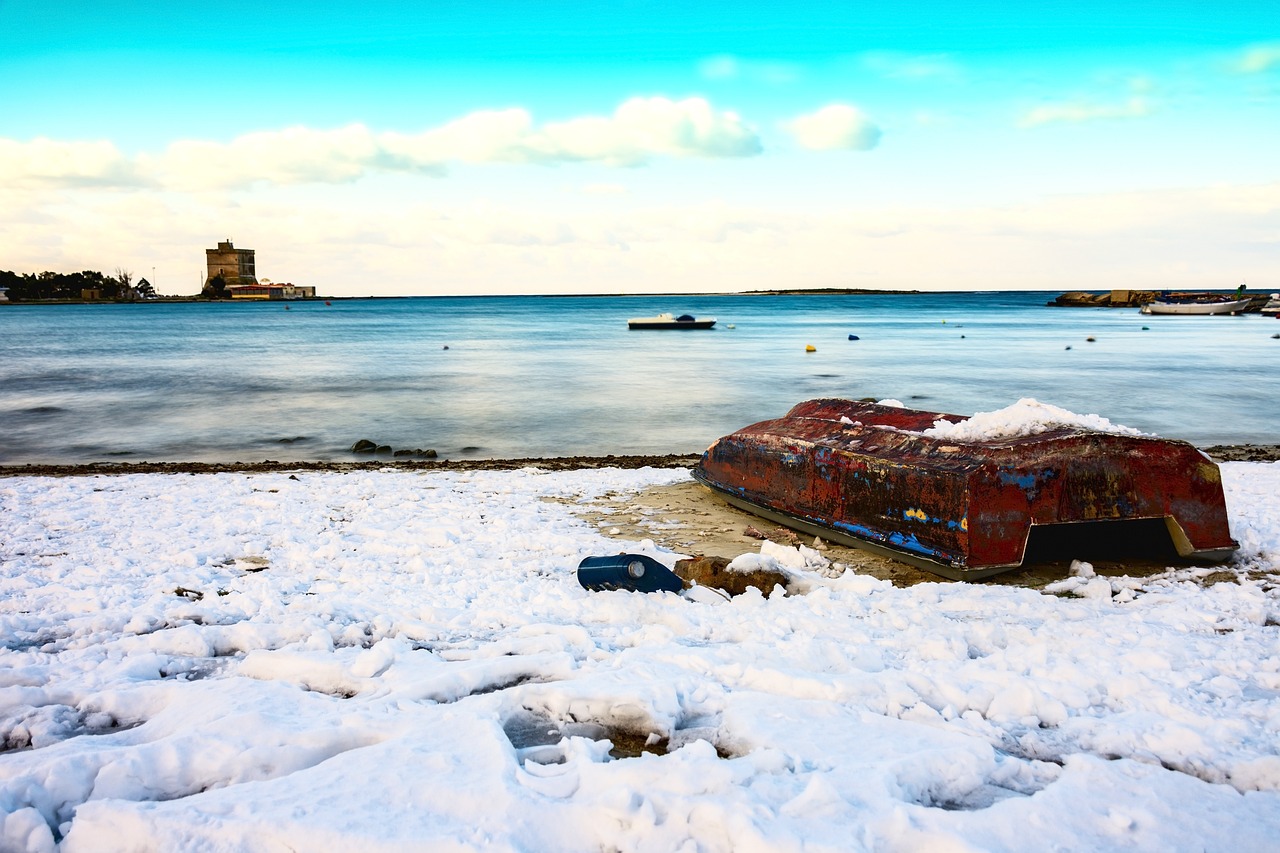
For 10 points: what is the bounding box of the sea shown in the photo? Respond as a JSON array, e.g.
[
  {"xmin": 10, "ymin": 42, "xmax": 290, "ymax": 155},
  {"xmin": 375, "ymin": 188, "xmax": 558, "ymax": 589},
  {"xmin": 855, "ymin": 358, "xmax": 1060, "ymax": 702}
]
[{"xmin": 1, "ymin": 292, "xmax": 1276, "ymax": 465}]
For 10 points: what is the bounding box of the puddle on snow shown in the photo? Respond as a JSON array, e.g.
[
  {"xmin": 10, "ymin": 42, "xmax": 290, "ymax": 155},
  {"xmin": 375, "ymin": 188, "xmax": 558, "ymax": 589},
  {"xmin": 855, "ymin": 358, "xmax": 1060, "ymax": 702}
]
[
  {"xmin": 503, "ymin": 710, "xmax": 736, "ymax": 763},
  {"xmin": 920, "ymin": 783, "xmax": 1031, "ymax": 811},
  {"xmin": 2, "ymin": 707, "xmax": 144, "ymax": 755}
]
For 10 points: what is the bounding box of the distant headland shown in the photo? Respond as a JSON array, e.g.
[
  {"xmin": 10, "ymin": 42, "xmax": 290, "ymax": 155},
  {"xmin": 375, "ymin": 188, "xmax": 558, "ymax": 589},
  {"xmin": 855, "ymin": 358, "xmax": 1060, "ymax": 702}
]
[
  {"xmin": 742, "ymin": 287, "xmax": 922, "ymax": 296},
  {"xmin": 0, "ymin": 238, "xmax": 320, "ymax": 303}
]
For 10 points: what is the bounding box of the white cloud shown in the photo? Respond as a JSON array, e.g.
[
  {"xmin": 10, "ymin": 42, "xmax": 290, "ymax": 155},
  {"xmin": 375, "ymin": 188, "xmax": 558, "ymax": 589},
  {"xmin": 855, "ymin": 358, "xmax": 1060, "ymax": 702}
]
[
  {"xmin": 380, "ymin": 109, "xmax": 536, "ymax": 168},
  {"xmin": 535, "ymin": 97, "xmax": 761, "ymax": 165},
  {"xmin": 1234, "ymin": 43, "xmax": 1280, "ymax": 74},
  {"xmin": 699, "ymin": 55, "xmax": 740, "ymax": 80},
  {"xmin": 784, "ymin": 105, "xmax": 882, "ymax": 152},
  {"xmin": 862, "ymin": 52, "xmax": 962, "ymax": 82},
  {"xmin": 0, "ymin": 98, "xmax": 762, "ymax": 191},
  {"xmin": 1018, "ymin": 96, "xmax": 1152, "ymax": 128},
  {"xmin": 0, "ymin": 137, "xmax": 146, "ymax": 188},
  {"xmin": 156, "ymin": 124, "xmax": 391, "ymax": 190},
  {"xmin": 697, "ymin": 54, "xmax": 801, "ymax": 84}
]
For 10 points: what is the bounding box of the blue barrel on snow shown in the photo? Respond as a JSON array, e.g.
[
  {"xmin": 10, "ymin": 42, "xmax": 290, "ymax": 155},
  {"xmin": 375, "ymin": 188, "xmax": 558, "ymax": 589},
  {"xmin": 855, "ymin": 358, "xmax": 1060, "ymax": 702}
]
[{"xmin": 577, "ymin": 554, "xmax": 685, "ymax": 593}]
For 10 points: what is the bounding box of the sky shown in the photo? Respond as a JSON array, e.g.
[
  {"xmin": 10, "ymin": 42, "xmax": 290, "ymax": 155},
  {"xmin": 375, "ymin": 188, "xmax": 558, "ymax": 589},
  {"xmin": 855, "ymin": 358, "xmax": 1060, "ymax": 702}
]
[{"xmin": 1, "ymin": 1, "xmax": 1278, "ymax": 296}]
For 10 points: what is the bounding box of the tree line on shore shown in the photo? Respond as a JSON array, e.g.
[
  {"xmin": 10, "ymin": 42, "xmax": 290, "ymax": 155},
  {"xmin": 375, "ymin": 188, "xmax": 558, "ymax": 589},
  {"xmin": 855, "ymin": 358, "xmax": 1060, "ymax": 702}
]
[{"xmin": 0, "ymin": 269, "xmax": 157, "ymax": 301}]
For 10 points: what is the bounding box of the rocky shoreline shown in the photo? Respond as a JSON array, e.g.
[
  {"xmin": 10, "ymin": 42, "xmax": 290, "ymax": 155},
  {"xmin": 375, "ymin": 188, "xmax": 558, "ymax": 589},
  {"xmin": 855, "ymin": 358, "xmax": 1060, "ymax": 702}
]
[
  {"xmin": 1, "ymin": 445, "xmax": 1275, "ymax": 478},
  {"xmin": 0, "ymin": 453, "xmax": 705, "ymax": 478},
  {"xmin": 1050, "ymin": 290, "xmax": 1271, "ymax": 311},
  {"xmin": 1203, "ymin": 444, "xmax": 1280, "ymax": 463}
]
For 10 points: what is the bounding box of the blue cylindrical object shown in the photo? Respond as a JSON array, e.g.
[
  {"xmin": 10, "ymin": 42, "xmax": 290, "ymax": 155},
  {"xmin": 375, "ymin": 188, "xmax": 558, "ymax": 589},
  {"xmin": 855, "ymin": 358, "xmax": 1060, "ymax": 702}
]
[{"xmin": 577, "ymin": 554, "xmax": 685, "ymax": 593}]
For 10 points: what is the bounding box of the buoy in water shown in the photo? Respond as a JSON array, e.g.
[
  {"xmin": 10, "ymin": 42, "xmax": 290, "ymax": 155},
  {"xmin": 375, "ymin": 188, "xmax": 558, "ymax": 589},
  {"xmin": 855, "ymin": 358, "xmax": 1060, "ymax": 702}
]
[
  {"xmin": 726, "ymin": 324, "xmax": 736, "ymax": 329},
  {"xmin": 1086, "ymin": 336, "xmax": 1096, "ymax": 342},
  {"xmin": 1065, "ymin": 345, "xmax": 1072, "ymax": 350},
  {"xmin": 325, "ymin": 301, "xmax": 332, "ymax": 306},
  {"xmin": 284, "ymin": 305, "xmax": 290, "ymax": 310},
  {"xmin": 805, "ymin": 345, "xmax": 817, "ymax": 352},
  {"xmin": 1142, "ymin": 326, "xmax": 1149, "ymax": 330},
  {"xmin": 848, "ymin": 334, "xmax": 860, "ymax": 341},
  {"xmin": 443, "ymin": 345, "xmax": 450, "ymax": 350}
]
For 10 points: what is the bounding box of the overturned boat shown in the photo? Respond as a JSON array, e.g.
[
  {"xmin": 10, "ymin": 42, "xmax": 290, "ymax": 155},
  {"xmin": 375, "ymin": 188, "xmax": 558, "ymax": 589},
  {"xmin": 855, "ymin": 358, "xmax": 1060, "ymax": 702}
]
[{"xmin": 694, "ymin": 399, "xmax": 1238, "ymax": 581}]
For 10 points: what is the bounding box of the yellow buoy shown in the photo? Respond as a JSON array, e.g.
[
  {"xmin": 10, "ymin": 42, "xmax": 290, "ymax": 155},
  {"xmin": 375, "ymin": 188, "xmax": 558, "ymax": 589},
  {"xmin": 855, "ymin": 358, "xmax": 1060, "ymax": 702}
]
[{"xmin": 805, "ymin": 344, "xmax": 816, "ymax": 352}]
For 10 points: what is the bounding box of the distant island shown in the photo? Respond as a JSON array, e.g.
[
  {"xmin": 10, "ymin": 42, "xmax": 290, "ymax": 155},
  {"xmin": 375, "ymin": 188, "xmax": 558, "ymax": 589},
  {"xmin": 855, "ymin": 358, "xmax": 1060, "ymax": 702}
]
[{"xmin": 743, "ymin": 287, "xmax": 922, "ymax": 296}]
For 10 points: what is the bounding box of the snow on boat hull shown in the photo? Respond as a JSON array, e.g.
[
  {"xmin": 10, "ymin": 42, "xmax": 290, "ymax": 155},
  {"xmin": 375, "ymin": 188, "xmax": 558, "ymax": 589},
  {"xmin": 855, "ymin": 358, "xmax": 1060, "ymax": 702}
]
[{"xmin": 694, "ymin": 399, "xmax": 1238, "ymax": 580}]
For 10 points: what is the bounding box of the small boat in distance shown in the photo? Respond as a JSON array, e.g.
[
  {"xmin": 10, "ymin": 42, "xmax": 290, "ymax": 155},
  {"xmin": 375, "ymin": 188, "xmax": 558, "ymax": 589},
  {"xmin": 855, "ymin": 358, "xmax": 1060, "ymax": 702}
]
[
  {"xmin": 627, "ymin": 313, "xmax": 717, "ymax": 330},
  {"xmin": 1139, "ymin": 297, "xmax": 1252, "ymax": 316},
  {"xmin": 1262, "ymin": 294, "xmax": 1280, "ymax": 316}
]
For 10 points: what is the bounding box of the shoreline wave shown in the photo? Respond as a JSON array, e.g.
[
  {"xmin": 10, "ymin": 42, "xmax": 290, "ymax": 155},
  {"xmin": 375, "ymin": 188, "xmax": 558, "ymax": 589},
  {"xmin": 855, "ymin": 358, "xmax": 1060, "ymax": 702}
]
[{"xmin": 2, "ymin": 445, "xmax": 1276, "ymax": 478}]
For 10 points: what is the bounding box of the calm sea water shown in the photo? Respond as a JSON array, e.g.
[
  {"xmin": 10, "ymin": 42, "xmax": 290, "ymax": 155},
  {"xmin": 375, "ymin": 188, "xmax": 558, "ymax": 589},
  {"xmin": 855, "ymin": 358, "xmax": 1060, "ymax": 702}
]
[{"xmin": 1, "ymin": 292, "xmax": 1276, "ymax": 465}]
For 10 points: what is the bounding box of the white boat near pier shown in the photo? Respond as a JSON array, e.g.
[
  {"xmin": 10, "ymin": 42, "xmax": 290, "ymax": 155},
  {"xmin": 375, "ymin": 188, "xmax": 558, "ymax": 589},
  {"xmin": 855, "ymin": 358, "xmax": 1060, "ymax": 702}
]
[{"xmin": 1139, "ymin": 298, "xmax": 1252, "ymax": 316}]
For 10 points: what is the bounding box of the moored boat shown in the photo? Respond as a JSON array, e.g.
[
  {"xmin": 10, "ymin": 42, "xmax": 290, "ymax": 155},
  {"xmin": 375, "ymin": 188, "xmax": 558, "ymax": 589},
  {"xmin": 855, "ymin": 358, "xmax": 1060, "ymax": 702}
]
[
  {"xmin": 1262, "ymin": 294, "xmax": 1280, "ymax": 316},
  {"xmin": 1139, "ymin": 297, "xmax": 1252, "ymax": 315},
  {"xmin": 694, "ymin": 399, "xmax": 1238, "ymax": 581},
  {"xmin": 627, "ymin": 313, "xmax": 716, "ymax": 330},
  {"xmin": 624, "ymin": 311, "xmax": 716, "ymax": 326}
]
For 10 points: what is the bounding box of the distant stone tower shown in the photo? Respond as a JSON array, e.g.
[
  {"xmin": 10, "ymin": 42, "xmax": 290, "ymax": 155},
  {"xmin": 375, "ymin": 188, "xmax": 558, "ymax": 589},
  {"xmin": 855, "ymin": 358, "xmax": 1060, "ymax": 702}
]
[{"xmin": 205, "ymin": 239, "xmax": 257, "ymax": 286}]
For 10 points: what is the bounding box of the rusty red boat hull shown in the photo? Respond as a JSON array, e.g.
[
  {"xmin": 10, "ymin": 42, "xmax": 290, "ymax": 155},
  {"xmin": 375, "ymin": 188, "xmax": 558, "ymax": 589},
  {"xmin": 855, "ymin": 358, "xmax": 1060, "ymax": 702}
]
[{"xmin": 694, "ymin": 399, "xmax": 1238, "ymax": 580}]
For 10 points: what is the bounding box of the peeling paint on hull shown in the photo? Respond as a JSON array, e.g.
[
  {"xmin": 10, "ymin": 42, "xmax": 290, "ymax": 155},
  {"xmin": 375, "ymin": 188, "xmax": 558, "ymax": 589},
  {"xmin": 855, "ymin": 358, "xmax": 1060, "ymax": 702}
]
[{"xmin": 695, "ymin": 399, "xmax": 1239, "ymax": 581}]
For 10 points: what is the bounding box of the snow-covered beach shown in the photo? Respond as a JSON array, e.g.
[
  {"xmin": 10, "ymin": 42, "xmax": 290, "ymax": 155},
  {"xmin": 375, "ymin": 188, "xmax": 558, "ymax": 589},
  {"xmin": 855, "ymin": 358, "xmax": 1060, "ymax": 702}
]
[{"xmin": 2, "ymin": 458, "xmax": 1279, "ymax": 851}]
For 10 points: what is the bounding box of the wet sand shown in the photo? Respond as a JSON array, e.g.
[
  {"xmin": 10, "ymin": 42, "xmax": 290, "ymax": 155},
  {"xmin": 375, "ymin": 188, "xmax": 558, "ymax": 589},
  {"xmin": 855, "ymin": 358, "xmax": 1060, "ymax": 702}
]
[
  {"xmin": 0, "ymin": 453, "xmax": 704, "ymax": 478},
  {"xmin": 562, "ymin": 478, "xmax": 1279, "ymax": 589},
  {"xmin": 3, "ymin": 443, "xmax": 1273, "ymax": 478}
]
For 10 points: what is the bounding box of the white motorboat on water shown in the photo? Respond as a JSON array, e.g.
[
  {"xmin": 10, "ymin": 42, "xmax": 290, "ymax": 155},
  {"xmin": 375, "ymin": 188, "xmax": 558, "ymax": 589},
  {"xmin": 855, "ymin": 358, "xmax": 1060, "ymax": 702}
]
[
  {"xmin": 1262, "ymin": 293, "xmax": 1280, "ymax": 316},
  {"xmin": 1139, "ymin": 297, "xmax": 1253, "ymax": 316},
  {"xmin": 627, "ymin": 313, "xmax": 717, "ymax": 330}
]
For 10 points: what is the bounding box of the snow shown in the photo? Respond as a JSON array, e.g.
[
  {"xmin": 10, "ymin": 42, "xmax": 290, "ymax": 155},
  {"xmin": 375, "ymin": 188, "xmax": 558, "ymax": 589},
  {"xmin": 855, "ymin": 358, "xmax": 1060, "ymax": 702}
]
[
  {"xmin": 725, "ymin": 539, "xmax": 834, "ymax": 583},
  {"xmin": 2, "ymin": 462, "xmax": 1279, "ymax": 851},
  {"xmin": 921, "ymin": 398, "xmax": 1148, "ymax": 442}
]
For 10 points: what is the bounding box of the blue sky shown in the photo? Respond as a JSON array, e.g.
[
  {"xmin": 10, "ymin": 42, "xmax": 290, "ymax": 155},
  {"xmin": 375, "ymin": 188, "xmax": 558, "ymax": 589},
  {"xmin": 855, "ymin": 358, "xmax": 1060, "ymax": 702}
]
[{"xmin": 2, "ymin": 1, "xmax": 1278, "ymax": 295}]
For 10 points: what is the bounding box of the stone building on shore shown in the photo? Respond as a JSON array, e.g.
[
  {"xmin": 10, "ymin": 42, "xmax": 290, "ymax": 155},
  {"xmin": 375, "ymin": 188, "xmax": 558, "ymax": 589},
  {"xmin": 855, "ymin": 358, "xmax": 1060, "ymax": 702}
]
[
  {"xmin": 204, "ymin": 239, "xmax": 316, "ymax": 299},
  {"xmin": 228, "ymin": 281, "xmax": 317, "ymax": 300},
  {"xmin": 205, "ymin": 239, "xmax": 257, "ymax": 287}
]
